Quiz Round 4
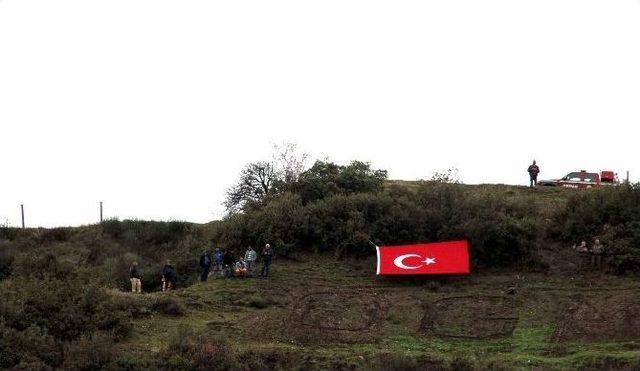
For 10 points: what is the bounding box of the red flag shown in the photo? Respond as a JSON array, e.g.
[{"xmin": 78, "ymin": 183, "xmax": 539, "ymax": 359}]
[{"xmin": 376, "ymin": 240, "xmax": 470, "ymax": 275}]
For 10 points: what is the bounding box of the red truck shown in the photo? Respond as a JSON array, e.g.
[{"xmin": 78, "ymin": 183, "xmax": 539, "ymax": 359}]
[{"xmin": 537, "ymin": 170, "xmax": 619, "ymax": 189}]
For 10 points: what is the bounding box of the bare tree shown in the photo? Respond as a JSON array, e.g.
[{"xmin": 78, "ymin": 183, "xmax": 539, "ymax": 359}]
[
  {"xmin": 224, "ymin": 143, "xmax": 309, "ymax": 213},
  {"xmin": 225, "ymin": 161, "xmax": 278, "ymax": 213},
  {"xmin": 272, "ymin": 142, "xmax": 308, "ymax": 184}
]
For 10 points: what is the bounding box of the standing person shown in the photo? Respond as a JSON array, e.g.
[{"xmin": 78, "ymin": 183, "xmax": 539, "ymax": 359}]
[
  {"xmin": 591, "ymin": 238, "xmax": 604, "ymax": 269},
  {"xmin": 213, "ymin": 248, "xmax": 224, "ymax": 276},
  {"xmin": 162, "ymin": 260, "xmax": 176, "ymax": 291},
  {"xmin": 261, "ymin": 243, "xmax": 274, "ymax": 278},
  {"xmin": 573, "ymin": 240, "xmax": 589, "ymax": 269},
  {"xmin": 244, "ymin": 246, "xmax": 257, "ymax": 275},
  {"xmin": 199, "ymin": 250, "xmax": 212, "ymax": 282},
  {"xmin": 527, "ymin": 160, "xmax": 540, "ymax": 187},
  {"xmin": 129, "ymin": 262, "xmax": 142, "ymax": 293}
]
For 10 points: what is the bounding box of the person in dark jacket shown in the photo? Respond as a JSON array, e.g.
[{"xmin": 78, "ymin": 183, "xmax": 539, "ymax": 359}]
[
  {"xmin": 199, "ymin": 250, "xmax": 212, "ymax": 282},
  {"xmin": 261, "ymin": 243, "xmax": 274, "ymax": 278},
  {"xmin": 527, "ymin": 160, "xmax": 540, "ymax": 187},
  {"xmin": 129, "ymin": 262, "xmax": 142, "ymax": 293},
  {"xmin": 162, "ymin": 260, "xmax": 176, "ymax": 291}
]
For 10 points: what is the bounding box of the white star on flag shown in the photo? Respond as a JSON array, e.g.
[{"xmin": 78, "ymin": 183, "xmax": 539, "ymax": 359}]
[{"xmin": 423, "ymin": 257, "xmax": 436, "ymax": 265}]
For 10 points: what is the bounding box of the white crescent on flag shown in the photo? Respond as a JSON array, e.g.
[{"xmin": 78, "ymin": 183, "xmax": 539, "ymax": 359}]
[{"xmin": 393, "ymin": 254, "xmax": 423, "ymax": 269}]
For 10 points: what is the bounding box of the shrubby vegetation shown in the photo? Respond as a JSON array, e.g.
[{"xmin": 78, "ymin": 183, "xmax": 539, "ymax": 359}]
[
  {"xmin": 1, "ymin": 155, "xmax": 640, "ymax": 368},
  {"xmin": 549, "ymin": 183, "xmax": 640, "ymax": 273},
  {"xmin": 214, "ymin": 179, "xmax": 542, "ymax": 268}
]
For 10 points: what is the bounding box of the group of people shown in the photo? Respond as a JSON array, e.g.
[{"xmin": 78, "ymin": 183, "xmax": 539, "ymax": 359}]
[
  {"xmin": 127, "ymin": 243, "xmax": 274, "ymax": 293},
  {"xmin": 128, "ymin": 260, "xmax": 177, "ymax": 293},
  {"xmin": 573, "ymin": 238, "xmax": 605, "ymax": 269},
  {"xmin": 199, "ymin": 243, "xmax": 274, "ymax": 281}
]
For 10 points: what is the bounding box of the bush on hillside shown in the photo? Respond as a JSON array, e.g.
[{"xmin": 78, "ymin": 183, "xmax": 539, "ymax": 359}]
[
  {"xmin": 549, "ymin": 184, "xmax": 640, "ymax": 273},
  {"xmin": 0, "ymin": 322, "xmax": 63, "ymax": 369},
  {"xmin": 0, "ymin": 240, "xmax": 16, "ymax": 280},
  {"xmin": 0, "ymin": 266, "xmax": 131, "ymax": 344},
  {"xmin": 293, "ymin": 160, "xmax": 387, "ymax": 204},
  {"xmin": 102, "ymin": 219, "xmax": 194, "ymax": 247},
  {"xmin": 0, "ymin": 264, "xmax": 133, "ymax": 369},
  {"xmin": 212, "ymin": 181, "xmax": 542, "ymax": 269}
]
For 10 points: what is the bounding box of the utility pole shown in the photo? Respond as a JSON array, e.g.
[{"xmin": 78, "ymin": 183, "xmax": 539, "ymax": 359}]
[
  {"xmin": 626, "ymin": 171, "xmax": 630, "ymax": 184},
  {"xmin": 100, "ymin": 201, "xmax": 103, "ymax": 223},
  {"xmin": 21, "ymin": 204, "xmax": 25, "ymax": 229}
]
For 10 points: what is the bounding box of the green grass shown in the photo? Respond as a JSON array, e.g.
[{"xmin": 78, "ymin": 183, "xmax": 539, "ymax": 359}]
[{"xmin": 112, "ymin": 256, "xmax": 640, "ymax": 370}]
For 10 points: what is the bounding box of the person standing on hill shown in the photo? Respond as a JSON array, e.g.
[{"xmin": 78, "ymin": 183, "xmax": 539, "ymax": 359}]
[
  {"xmin": 527, "ymin": 160, "xmax": 540, "ymax": 187},
  {"xmin": 244, "ymin": 246, "xmax": 257, "ymax": 274},
  {"xmin": 261, "ymin": 243, "xmax": 274, "ymax": 278},
  {"xmin": 162, "ymin": 260, "xmax": 176, "ymax": 291},
  {"xmin": 129, "ymin": 262, "xmax": 142, "ymax": 293},
  {"xmin": 573, "ymin": 240, "xmax": 589, "ymax": 269},
  {"xmin": 213, "ymin": 248, "xmax": 224, "ymax": 276},
  {"xmin": 590, "ymin": 239, "xmax": 604, "ymax": 269},
  {"xmin": 199, "ymin": 250, "xmax": 212, "ymax": 282}
]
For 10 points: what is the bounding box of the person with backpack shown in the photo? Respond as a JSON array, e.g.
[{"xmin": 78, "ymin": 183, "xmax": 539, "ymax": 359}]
[
  {"xmin": 162, "ymin": 260, "xmax": 176, "ymax": 291},
  {"xmin": 261, "ymin": 243, "xmax": 274, "ymax": 278},
  {"xmin": 199, "ymin": 250, "xmax": 212, "ymax": 282},
  {"xmin": 129, "ymin": 262, "xmax": 142, "ymax": 293},
  {"xmin": 527, "ymin": 160, "xmax": 540, "ymax": 187}
]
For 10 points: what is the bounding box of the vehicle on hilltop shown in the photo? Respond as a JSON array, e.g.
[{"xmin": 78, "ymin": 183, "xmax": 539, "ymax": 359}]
[{"xmin": 537, "ymin": 170, "xmax": 619, "ymax": 189}]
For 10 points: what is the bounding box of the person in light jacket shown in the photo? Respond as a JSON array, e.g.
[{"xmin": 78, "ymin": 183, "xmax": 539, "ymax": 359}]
[{"xmin": 244, "ymin": 246, "xmax": 257, "ymax": 274}]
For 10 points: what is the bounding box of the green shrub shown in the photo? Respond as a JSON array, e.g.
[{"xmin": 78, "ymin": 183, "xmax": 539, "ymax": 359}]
[
  {"xmin": 293, "ymin": 160, "xmax": 387, "ymax": 204},
  {"xmin": 62, "ymin": 333, "xmax": 116, "ymax": 370},
  {"xmin": 0, "ymin": 273, "xmax": 132, "ymax": 342},
  {"xmin": 0, "ymin": 322, "xmax": 63, "ymax": 369},
  {"xmin": 162, "ymin": 327, "xmax": 238, "ymax": 370},
  {"xmin": 151, "ymin": 297, "xmax": 185, "ymax": 316},
  {"xmin": 549, "ymin": 184, "xmax": 640, "ymax": 273},
  {"xmin": 212, "ymin": 181, "xmax": 544, "ymax": 269},
  {"xmin": 36, "ymin": 227, "xmax": 72, "ymax": 244},
  {"xmin": 0, "ymin": 240, "xmax": 16, "ymax": 279}
]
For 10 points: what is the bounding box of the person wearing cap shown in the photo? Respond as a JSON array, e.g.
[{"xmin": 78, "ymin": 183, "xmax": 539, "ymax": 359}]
[{"xmin": 261, "ymin": 243, "xmax": 274, "ymax": 277}]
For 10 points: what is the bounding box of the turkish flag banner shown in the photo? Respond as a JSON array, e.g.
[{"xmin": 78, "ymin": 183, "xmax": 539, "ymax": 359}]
[{"xmin": 376, "ymin": 240, "xmax": 470, "ymax": 275}]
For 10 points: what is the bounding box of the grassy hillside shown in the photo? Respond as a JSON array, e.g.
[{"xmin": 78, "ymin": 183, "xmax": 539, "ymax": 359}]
[
  {"xmin": 1, "ymin": 182, "xmax": 640, "ymax": 370},
  {"xmin": 112, "ymin": 256, "xmax": 640, "ymax": 370}
]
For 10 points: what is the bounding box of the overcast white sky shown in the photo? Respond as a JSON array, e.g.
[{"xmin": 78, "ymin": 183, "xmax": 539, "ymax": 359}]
[{"xmin": 1, "ymin": 0, "xmax": 639, "ymax": 227}]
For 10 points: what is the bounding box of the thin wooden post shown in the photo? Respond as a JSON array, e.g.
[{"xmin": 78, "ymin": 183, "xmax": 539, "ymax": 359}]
[
  {"xmin": 100, "ymin": 201, "xmax": 103, "ymax": 223},
  {"xmin": 21, "ymin": 204, "xmax": 25, "ymax": 229}
]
